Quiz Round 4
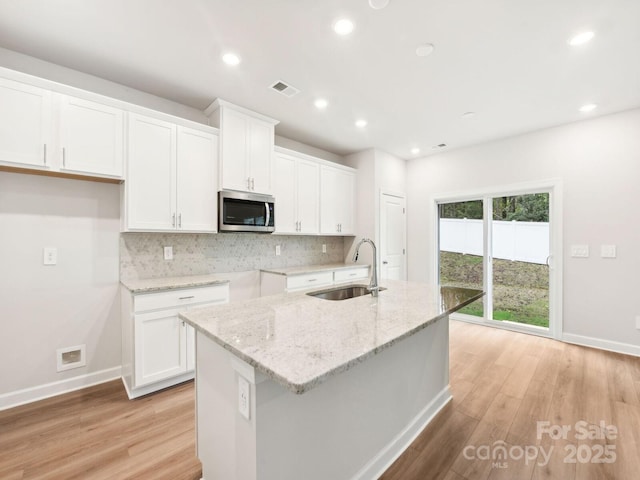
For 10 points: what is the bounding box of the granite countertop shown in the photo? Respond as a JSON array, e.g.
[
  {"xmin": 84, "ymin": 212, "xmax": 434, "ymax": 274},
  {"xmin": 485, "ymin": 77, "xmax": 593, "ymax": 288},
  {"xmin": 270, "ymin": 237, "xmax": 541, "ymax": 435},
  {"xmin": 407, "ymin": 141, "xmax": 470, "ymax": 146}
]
[
  {"xmin": 180, "ymin": 280, "xmax": 483, "ymax": 394},
  {"xmin": 121, "ymin": 274, "xmax": 230, "ymax": 294},
  {"xmin": 260, "ymin": 263, "xmax": 369, "ymax": 276}
]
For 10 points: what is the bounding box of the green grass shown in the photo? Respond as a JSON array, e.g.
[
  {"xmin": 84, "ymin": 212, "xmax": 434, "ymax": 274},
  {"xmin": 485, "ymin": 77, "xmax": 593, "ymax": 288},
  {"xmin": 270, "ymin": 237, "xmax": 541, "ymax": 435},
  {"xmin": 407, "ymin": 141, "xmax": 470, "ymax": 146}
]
[{"xmin": 441, "ymin": 252, "xmax": 549, "ymax": 328}]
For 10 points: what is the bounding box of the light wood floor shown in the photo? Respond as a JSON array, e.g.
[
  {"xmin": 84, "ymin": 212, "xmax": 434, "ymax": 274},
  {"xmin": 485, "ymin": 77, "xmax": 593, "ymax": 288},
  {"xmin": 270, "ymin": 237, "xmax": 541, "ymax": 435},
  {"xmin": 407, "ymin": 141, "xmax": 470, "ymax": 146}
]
[{"xmin": 2, "ymin": 320, "xmax": 640, "ymax": 479}]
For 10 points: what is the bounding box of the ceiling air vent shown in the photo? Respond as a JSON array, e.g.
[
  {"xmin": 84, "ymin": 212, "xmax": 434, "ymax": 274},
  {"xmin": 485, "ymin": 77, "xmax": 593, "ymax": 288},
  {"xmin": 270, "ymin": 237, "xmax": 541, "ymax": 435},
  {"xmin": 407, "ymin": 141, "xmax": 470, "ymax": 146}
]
[{"xmin": 269, "ymin": 80, "xmax": 300, "ymax": 98}]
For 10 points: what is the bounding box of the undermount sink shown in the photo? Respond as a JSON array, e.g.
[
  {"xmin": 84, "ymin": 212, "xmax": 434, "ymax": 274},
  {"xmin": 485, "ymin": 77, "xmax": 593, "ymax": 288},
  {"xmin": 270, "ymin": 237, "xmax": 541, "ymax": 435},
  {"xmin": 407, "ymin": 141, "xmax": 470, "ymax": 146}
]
[{"xmin": 306, "ymin": 284, "xmax": 386, "ymax": 301}]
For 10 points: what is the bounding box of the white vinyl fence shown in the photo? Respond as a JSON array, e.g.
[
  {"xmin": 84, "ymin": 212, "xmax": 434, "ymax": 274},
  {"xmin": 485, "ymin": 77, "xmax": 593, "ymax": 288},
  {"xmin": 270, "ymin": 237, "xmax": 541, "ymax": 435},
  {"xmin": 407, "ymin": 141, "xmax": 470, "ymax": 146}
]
[{"xmin": 439, "ymin": 218, "xmax": 549, "ymax": 265}]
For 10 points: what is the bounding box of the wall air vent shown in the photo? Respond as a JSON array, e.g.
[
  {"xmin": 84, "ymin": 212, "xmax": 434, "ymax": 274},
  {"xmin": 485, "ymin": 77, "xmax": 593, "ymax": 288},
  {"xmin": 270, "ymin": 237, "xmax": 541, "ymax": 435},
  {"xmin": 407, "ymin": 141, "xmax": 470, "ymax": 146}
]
[{"xmin": 269, "ymin": 80, "xmax": 300, "ymax": 98}]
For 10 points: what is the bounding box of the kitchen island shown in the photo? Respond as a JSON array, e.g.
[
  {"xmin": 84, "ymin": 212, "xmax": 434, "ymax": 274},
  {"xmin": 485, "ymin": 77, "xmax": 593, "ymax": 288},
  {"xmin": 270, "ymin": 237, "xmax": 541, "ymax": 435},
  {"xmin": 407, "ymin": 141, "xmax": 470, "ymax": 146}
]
[{"xmin": 180, "ymin": 280, "xmax": 482, "ymax": 480}]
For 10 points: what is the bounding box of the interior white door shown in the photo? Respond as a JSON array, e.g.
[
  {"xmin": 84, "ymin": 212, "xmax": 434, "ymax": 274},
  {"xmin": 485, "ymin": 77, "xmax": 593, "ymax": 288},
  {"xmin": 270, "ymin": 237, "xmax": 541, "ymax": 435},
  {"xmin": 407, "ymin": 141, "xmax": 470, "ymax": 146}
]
[{"xmin": 380, "ymin": 193, "xmax": 406, "ymax": 280}]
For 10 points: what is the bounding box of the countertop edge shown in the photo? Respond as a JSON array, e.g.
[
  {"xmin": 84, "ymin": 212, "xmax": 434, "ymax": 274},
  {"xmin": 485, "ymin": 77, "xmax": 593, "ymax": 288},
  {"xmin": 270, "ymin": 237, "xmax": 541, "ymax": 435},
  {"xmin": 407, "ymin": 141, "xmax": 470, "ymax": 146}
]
[
  {"xmin": 182, "ymin": 306, "xmax": 451, "ymax": 395},
  {"xmin": 260, "ymin": 263, "xmax": 370, "ymax": 277},
  {"xmin": 121, "ymin": 276, "xmax": 230, "ymax": 294}
]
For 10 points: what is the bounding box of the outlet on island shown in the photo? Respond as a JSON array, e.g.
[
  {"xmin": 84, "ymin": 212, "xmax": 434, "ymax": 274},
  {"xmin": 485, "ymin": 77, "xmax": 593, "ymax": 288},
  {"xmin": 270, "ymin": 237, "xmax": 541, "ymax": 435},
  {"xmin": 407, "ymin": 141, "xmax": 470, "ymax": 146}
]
[{"xmin": 275, "ymin": 245, "xmax": 281, "ymax": 256}]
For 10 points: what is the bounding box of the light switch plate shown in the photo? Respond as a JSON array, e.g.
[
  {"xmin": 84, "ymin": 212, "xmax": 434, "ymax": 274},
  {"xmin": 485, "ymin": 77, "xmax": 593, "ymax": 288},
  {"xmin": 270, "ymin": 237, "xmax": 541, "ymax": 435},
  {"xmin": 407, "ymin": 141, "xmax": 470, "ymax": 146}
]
[
  {"xmin": 163, "ymin": 246, "xmax": 173, "ymax": 260},
  {"xmin": 601, "ymin": 245, "xmax": 617, "ymax": 258},
  {"xmin": 571, "ymin": 245, "xmax": 589, "ymax": 258},
  {"xmin": 275, "ymin": 245, "xmax": 281, "ymax": 256},
  {"xmin": 43, "ymin": 247, "xmax": 57, "ymax": 265}
]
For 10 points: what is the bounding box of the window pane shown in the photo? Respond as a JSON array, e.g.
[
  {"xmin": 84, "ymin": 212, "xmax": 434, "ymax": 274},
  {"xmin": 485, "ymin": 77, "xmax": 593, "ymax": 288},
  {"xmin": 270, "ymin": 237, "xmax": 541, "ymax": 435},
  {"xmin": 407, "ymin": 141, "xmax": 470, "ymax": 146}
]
[{"xmin": 438, "ymin": 200, "xmax": 484, "ymax": 317}]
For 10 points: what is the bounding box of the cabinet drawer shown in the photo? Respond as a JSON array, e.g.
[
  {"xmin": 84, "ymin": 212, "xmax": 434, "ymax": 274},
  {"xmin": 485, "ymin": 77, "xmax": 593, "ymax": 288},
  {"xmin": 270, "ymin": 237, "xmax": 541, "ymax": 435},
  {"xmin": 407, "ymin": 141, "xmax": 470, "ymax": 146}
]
[
  {"xmin": 134, "ymin": 284, "xmax": 229, "ymax": 312},
  {"xmin": 334, "ymin": 267, "xmax": 370, "ymax": 284},
  {"xmin": 286, "ymin": 271, "xmax": 333, "ymax": 291}
]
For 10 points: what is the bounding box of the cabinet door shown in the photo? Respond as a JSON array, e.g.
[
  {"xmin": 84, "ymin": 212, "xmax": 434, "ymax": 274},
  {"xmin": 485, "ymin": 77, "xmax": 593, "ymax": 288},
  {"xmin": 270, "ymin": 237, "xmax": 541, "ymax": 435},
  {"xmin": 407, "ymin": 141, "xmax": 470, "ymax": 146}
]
[
  {"xmin": 0, "ymin": 78, "xmax": 51, "ymax": 167},
  {"xmin": 134, "ymin": 309, "xmax": 187, "ymax": 387},
  {"xmin": 297, "ymin": 159, "xmax": 320, "ymax": 234},
  {"xmin": 248, "ymin": 119, "xmax": 273, "ymax": 194},
  {"xmin": 176, "ymin": 126, "xmax": 217, "ymax": 232},
  {"xmin": 220, "ymin": 108, "xmax": 249, "ymax": 192},
  {"xmin": 126, "ymin": 113, "xmax": 176, "ymax": 230},
  {"xmin": 337, "ymin": 169, "xmax": 355, "ymax": 234},
  {"xmin": 59, "ymin": 95, "xmax": 124, "ymax": 177},
  {"xmin": 273, "ymin": 153, "xmax": 297, "ymax": 233},
  {"xmin": 320, "ymin": 166, "xmax": 340, "ymax": 234}
]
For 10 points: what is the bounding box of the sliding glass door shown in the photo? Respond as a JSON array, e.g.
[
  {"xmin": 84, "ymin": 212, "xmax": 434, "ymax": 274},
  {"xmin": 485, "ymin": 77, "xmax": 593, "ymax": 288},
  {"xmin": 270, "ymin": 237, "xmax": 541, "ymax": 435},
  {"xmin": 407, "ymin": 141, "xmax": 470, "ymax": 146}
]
[{"xmin": 438, "ymin": 185, "xmax": 560, "ymax": 337}]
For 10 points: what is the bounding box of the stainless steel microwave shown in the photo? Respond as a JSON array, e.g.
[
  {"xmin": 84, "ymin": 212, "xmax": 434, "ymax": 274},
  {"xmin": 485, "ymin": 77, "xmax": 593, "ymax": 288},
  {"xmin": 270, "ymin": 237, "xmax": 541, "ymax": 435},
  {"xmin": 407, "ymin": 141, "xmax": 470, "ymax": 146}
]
[{"xmin": 218, "ymin": 190, "xmax": 275, "ymax": 233}]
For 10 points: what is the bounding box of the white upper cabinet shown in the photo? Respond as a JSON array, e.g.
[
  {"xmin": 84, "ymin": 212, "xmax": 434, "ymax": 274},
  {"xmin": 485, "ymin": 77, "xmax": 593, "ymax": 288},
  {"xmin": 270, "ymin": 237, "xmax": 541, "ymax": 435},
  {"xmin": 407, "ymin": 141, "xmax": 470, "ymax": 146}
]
[
  {"xmin": 126, "ymin": 113, "xmax": 176, "ymax": 231},
  {"xmin": 274, "ymin": 149, "xmax": 320, "ymax": 234},
  {"xmin": 59, "ymin": 95, "xmax": 124, "ymax": 177},
  {"xmin": 124, "ymin": 113, "xmax": 217, "ymax": 232},
  {"xmin": 0, "ymin": 77, "xmax": 52, "ymax": 168},
  {"xmin": 320, "ymin": 164, "xmax": 356, "ymax": 235},
  {"xmin": 206, "ymin": 99, "xmax": 278, "ymax": 195},
  {"xmin": 176, "ymin": 126, "xmax": 218, "ymax": 232},
  {"xmin": 0, "ymin": 76, "xmax": 125, "ymax": 178}
]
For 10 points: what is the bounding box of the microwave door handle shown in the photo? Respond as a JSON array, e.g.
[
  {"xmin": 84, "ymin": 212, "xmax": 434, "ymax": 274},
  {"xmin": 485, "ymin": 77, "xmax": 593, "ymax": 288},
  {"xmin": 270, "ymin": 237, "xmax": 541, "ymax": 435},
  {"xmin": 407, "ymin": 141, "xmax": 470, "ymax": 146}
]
[{"xmin": 265, "ymin": 202, "xmax": 270, "ymax": 227}]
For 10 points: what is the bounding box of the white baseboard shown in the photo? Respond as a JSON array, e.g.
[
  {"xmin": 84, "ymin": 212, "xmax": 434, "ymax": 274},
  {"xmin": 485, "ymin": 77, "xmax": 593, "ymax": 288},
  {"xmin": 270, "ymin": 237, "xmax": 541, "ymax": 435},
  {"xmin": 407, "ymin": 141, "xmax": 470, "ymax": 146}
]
[
  {"xmin": 0, "ymin": 366, "xmax": 122, "ymax": 411},
  {"xmin": 351, "ymin": 386, "xmax": 452, "ymax": 480},
  {"xmin": 562, "ymin": 333, "xmax": 640, "ymax": 357}
]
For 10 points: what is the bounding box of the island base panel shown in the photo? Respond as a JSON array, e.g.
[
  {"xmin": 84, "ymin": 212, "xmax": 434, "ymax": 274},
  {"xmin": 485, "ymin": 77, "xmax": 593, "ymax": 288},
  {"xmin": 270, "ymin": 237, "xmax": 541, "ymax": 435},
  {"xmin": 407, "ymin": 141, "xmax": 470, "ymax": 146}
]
[{"xmin": 195, "ymin": 317, "xmax": 451, "ymax": 480}]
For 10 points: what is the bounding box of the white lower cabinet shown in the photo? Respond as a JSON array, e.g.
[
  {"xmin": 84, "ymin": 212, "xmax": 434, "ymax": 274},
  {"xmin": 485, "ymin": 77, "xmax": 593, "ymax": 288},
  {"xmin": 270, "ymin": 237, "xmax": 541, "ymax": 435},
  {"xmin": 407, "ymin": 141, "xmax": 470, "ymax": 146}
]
[
  {"xmin": 121, "ymin": 283, "xmax": 229, "ymax": 399},
  {"xmin": 260, "ymin": 266, "xmax": 370, "ymax": 296}
]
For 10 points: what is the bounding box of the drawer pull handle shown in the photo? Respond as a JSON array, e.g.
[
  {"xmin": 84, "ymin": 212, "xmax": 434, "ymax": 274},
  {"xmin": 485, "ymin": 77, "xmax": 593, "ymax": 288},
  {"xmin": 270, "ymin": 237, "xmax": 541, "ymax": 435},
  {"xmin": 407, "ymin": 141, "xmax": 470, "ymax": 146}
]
[{"xmin": 179, "ymin": 295, "xmax": 195, "ymax": 300}]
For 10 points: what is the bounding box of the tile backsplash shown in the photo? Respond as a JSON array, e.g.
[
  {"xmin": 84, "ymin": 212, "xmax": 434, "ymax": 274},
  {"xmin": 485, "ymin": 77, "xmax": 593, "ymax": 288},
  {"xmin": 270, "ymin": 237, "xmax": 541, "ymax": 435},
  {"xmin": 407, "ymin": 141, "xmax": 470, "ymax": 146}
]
[{"xmin": 120, "ymin": 232, "xmax": 346, "ymax": 281}]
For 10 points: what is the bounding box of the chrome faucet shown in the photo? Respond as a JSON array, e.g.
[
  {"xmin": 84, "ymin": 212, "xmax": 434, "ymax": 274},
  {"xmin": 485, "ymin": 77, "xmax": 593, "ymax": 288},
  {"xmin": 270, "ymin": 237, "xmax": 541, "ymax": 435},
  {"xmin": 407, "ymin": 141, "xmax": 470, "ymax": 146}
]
[{"xmin": 352, "ymin": 238, "xmax": 379, "ymax": 297}]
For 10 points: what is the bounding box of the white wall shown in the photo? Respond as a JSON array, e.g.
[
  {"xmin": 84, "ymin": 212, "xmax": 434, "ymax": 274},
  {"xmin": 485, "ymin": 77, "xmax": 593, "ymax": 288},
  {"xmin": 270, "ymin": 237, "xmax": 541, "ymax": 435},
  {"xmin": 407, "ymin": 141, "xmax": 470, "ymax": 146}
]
[
  {"xmin": 0, "ymin": 47, "xmax": 209, "ymax": 123},
  {"xmin": 344, "ymin": 149, "xmax": 407, "ymax": 271},
  {"xmin": 0, "ymin": 172, "xmax": 121, "ymax": 406},
  {"xmin": 407, "ymin": 108, "xmax": 640, "ymax": 351},
  {"xmin": 274, "ymin": 135, "xmax": 345, "ymax": 165}
]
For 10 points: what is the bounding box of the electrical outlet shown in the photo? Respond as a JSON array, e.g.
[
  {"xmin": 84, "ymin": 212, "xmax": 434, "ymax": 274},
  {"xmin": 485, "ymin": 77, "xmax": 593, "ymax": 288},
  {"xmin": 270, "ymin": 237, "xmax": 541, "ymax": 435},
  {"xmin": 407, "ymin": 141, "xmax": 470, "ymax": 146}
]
[
  {"xmin": 275, "ymin": 245, "xmax": 281, "ymax": 256},
  {"xmin": 570, "ymin": 245, "xmax": 589, "ymax": 258},
  {"xmin": 163, "ymin": 246, "xmax": 173, "ymax": 260},
  {"xmin": 43, "ymin": 247, "xmax": 57, "ymax": 265},
  {"xmin": 322, "ymin": 244, "xmax": 327, "ymax": 254},
  {"xmin": 238, "ymin": 376, "xmax": 250, "ymax": 419}
]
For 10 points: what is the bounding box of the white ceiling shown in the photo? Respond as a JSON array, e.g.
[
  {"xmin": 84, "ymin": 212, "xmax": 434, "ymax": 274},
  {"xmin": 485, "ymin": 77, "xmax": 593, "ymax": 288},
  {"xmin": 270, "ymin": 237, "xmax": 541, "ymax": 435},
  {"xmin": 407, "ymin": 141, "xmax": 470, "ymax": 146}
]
[{"xmin": 1, "ymin": 0, "xmax": 639, "ymax": 159}]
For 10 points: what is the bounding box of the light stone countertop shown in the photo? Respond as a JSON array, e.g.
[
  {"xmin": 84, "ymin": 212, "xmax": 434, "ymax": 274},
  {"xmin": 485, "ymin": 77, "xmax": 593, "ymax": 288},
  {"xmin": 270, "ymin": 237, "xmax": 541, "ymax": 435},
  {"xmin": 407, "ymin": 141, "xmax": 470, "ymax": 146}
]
[
  {"xmin": 120, "ymin": 274, "xmax": 230, "ymax": 294},
  {"xmin": 260, "ymin": 263, "xmax": 369, "ymax": 276},
  {"xmin": 180, "ymin": 280, "xmax": 483, "ymax": 394}
]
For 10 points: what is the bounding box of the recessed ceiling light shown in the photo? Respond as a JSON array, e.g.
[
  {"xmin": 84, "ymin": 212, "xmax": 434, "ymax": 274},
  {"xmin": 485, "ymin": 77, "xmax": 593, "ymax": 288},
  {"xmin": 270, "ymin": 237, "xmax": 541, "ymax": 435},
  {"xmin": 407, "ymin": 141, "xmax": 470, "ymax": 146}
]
[
  {"xmin": 334, "ymin": 19, "xmax": 355, "ymax": 36},
  {"xmin": 568, "ymin": 31, "xmax": 594, "ymax": 46},
  {"xmin": 462, "ymin": 111, "xmax": 476, "ymax": 118},
  {"xmin": 415, "ymin": 43, "xmax": 435, "ymax": 57},
  {"xmin": 411, "ymin": 147, "xmax": 420, "ymax": 155},
  {"xmin": 368, "ymin": 0, "xmax": 390, "ymax": 9},
  {"xmin": 355, "ymin": 119, "xmax": 367, "ymax": 128},
  {"xmin": 222, "ymin": 53, "xmax": 241, "ymax": 66},
  {"xmin": 314, "ymin": 98, "xmax": 328, "ymax": 110},
  {"xmin": 579, "ymin": 103, "xmax": 597, "ymax": 113}
]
